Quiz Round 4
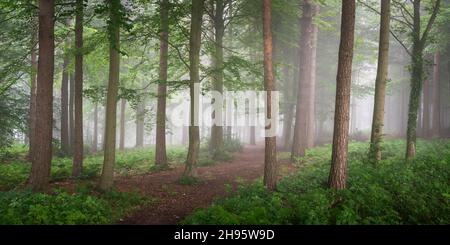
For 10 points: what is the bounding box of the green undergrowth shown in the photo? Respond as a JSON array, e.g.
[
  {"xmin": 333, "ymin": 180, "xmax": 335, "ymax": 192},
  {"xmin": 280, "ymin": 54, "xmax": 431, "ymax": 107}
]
[
  {"xmin": 183, "ymin": 140, "xmax": 450, "ymax": 225},
  {"xmin": 0, "ymin": 146, "xmax": 187, "ymax": 191},
  {"xmin": 0, "ymin": 184, "xmax": 150, "ymax": 224}
]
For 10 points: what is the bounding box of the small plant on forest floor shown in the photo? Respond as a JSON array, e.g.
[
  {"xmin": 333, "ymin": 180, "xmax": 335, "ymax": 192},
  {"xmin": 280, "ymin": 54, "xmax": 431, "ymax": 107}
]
[{"xmin": 178, "ymin": 176, "xmax": 204, "ymax": 185}]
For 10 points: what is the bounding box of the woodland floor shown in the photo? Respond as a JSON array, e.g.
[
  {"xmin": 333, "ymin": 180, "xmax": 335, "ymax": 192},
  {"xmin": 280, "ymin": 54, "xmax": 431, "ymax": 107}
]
[{"xmin": 115, "ymin": 144, "xmax": 296, "ymax": 225}]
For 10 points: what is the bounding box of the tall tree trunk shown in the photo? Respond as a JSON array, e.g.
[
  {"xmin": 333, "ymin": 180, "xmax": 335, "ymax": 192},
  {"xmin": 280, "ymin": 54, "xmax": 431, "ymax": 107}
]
[
  {"xmin": 281, "ymin": 49, "xmax": 293, "ymax": 150},
  {"xmin": 262, "ymin": 0, "xmax": 277, "ymax": 191},
  {"xmin": 93, "ymin": 102, "xmax": 98, "ymax": 153},
  {"xmin": 183, "ymin": 0, "xmax": 204, "ymax": 178},
  {"xmin": 73, "ymin": 0, "xmax": 84, "ymax": 178},
  {"xmin": 405, "ymin": 0, "xmax": 440, "ymax": 160},
  {"xmin": 291, "ymin": 0, "xmax": 319, "ymax": 159},
  {"xmin": 29, "ymin": 0, "xmax": 55, "ymax": 192},
  {"xmin": 328, "ymin": 0, "xmax": 355, "ymax": 190},
  {"xmin": 135, "ymin": 100, "xmax": 145, "ymax": 148},
  {"xmin": 369, "ymin": 0, "xmax": 391, "ymax": 163},
  {"xmin": 69, "ymin": 72, "xmax": 74, "ymax": 152},
  {"xmin": 28, "ymin": 30, "xmax": 38, "ymax": 162},
  {"xmin": 422, "ymin": 78, "xmax": 431, "ymax": 137},
  {"xmin": 155, "ymin": 0, "xmax": 169, "ymax": 167},
  {"xmin": 119, "ymin": 99, "xmax": 126, "ymax": 151},
  {"xmin": 99, "ymin": 0, "xmax": 121, "ymax": 191},
  {"xmin": 60, "ymin": 55, "xmax": 70, "ymax": 155},
  {"xmin": 210, "ymin": 0, "xmax": 225, "ymax": 158},
  {"xmin": 432, "ymin": 51, "xmax": 441, "ymax": 138}
]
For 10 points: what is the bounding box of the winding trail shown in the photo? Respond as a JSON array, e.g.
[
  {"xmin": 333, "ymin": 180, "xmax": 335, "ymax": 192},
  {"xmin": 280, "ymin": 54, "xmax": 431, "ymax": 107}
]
[{"xmin": 117, "ymin": 144, "xmax": 295, "ymax": 225}]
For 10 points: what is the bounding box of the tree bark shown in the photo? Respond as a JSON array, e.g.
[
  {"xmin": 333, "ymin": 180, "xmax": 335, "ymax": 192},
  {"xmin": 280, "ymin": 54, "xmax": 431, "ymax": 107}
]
[
  {"xmin": 405, "ymin": 0, "xmax": 440, "ymax": 160},
  {"xmin": 135, "ymin": 100, "xmax": 145, "ymax": 148},
  {"xmin": 263, "ymin": 0, "xmax": 277, "ymax": 191},
  {"xmin": 60, "ymin": 54, "xmax": 70, "ymax": 155},
  {"xmin": 432, "ymin": 51, "xmax": 441, "ymax": 138},
  {"xmin": 210, "ymin": 0, "xmax": 225, "ymax": 158},
  {"xmin": 29, "ymin": 0, "xmax": 55, "ymax": 192},
  {"xmin": 291, "ymin": 0, "xmax": 319, "ymax": 159},
  {"xmin": 28, "ymin": 30, "xmax": 38, "ymax": 162},
  {"xmin": 99, "ymin": 0, "xmax": 121, "ymax": 191},
  {"xmin": 155, "ymin": 0, "xmax": 169, "ymax": 167},
  {"xmin": 93, "ymin": 102, "xmax": 98, "ymax": 153},
  {"xmin": 72, "ymin": 0, "xmax": 84, "ymax": 178},
  {"xmin": 69, "ymin": 72, "xmax": 74, "ymax": 153},
  {"xmin": 369, "ymin": 0, "xmax": 391, "ymax": 163},
  {"xmin": 328, "ymin": 0, "xmax": 355, "ymax": 190},
  {"xmin": 183, "ymin": 0, "xmax": 204, "ymax": 178},
  {"xmin": 119, "ymin": 98, "xmax": 126, "ymax": 151}
]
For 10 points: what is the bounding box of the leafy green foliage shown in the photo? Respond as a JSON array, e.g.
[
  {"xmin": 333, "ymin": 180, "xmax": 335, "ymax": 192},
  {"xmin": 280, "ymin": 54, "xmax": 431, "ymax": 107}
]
[
  {"xmin": 0, "ymin": 188, "xmax": 148, "ymax": 225},
  {"xmin": 0, "ymin": 146, "xmax": 187, "ymax": 191},
  {"xmin": 183, "ymin": 140, "xmax": 450, "ymax": 225}
]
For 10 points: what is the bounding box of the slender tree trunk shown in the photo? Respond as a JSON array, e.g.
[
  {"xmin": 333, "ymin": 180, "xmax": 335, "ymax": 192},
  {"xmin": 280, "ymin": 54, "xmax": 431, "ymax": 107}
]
[
  {"xmin": 93, "ymin": 102, "xmax": 98, "ymax": 153},
  {"xmin": 291, "ymin": 0, "xmax": 319, "ymax": 159},
  {"xmin": 119, "ymin": 99, "xmax": 126, "ymax": 151},
  {"xmin": 135, "ymin": 100, "xmax": 145, "ymax": 148},
  {"xmin": 183, "ymin": 0, "xmax": 205, "ymax": 178},
  {"xmin": 155, "ymin": 0, "xmax": 169, "ymax": 167},
  {"xmin": 281, "ymin": 49, "xmax": 293, "ymax": 150},
  {"xmin": 262, "ymin": 0, "xmax": 277, "ymax": 191},
  {"xmin": 405, "ymin": 0, "xmax": 440, "ymax": 160},
  {"xmin": 69, "ymin": 72, "xmax": 74, "ymax": 152},
  {"xmin": 29, "ymin": 0, "xmax": 55, "ymax": 192},
  {"xmin": 210, "ymin": 0, "xmax": 225, "ymax": 157},
  {"xmin": 61, "ymin": 55, "xmax": 70, "ymax": 155},
  {"xmin": 28, "ymin": 31, "xmax": 38, "ymax": 162},
  {"xmin": 432, "ymin": 51, "xmax": 441, "ymax": 138},
  {"xmin": 328, "ymin": 0, "xmax": 355, "ymax": 190},
  {"xmin": 369, "ymin": 0, "xmax": 391, "ymax": 163},
  {"xmin": 422, "ymin": 78, "xmax": 431, "ymax": 137},
  {"xmin": 99, "ymin": 0, "xmax": 121, "ymax": 191},
  {"xmin": 72, "ymin": 0, "xmax": 84, "ymax": 178}
]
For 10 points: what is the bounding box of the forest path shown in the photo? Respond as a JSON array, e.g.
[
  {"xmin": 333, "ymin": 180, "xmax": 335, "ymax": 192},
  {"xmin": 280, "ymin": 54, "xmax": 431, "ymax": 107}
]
[{"xmin": 117, "ymin": 143, "xmax": 295, "ymax": 225}]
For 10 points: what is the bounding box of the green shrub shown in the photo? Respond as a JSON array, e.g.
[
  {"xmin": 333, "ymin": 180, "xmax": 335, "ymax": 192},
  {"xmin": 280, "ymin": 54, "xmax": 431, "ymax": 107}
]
[
  {"xmin": 0, "ymin": 188, "xmax": 148, "ymax": 225},
  {"xmin": 184, "ymin": 140, "xmax": 450, "ymax": 225}
]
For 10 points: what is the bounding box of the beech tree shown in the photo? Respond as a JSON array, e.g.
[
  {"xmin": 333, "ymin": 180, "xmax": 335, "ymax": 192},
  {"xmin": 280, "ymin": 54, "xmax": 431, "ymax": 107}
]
[
  {"xmin": 155, "ymin": 0, "xmax": 169, "ymax": 168},
  {"xmin": 99, "ymin": 0, "xmax": 122, "ymax": 191},
  {"xmin": 183, "ymin": 0, "xmax": 205, "ymax": 178},
  {"xmin": 369, "ymin": 0, "xmax": 391, "ymax": 163}
]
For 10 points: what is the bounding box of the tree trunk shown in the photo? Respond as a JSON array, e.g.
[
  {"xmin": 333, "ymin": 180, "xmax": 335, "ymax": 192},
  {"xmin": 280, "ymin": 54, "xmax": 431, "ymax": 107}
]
[
  {"xmin": 155, "ymin": 0, "xmax": 169, "ymax": 167},
  {"xmin": 369, "ymin": 0, "xmax": 391, "ymax": 163},
  {"xmin": 291, "ymin": 0, "xmax": 319, "ymax": 159},
  {"xmin": 328, "ymin": 0, "xmax": 355, "ymax": 190},
  {"xmin": 135, "ymin": 100, "xmax": 145, "ymax": 148},
  {"xmin": 119, "ymin": 99, "xmax": 126, "ymax": 151},
  {"xmin": 72, "ymin": 0, "xmax": 84, "ymax": 178},
  {"xmin": 93, "ymin": 102, "xmax": 98, "ymax": 153},
  {"xmin": 262, "ymin": 0, "xmax": 277, "ymax": 191},
  {"xmin": 432, "ymin": 51, "xmax": 441, "ymax": 138},
  {"xmin": 99, "ymin": 0, "xmax": 121, "ymax": 191},
  {"xmin": 29, "ymin": 0, "xmax": 55, "ymax": 192},
  {"xmin": 60, "ymin": 55, "xmax": 70, "ymax": 155},
  {"xmin": 69, "ymin": 72, "xmax": 74, "ymax": 153},
  {"xmin": 210, "ymin": 0, "xmax": 225, "ymax": 157},
  {"xmin": 28, "ymin": 30, "xmax": 38, "ymax": 162},
  {"xmin": 422, "ymin": 77, "xmax": 431, "ymax": 138},
  {"xmin": 183, "ymin": 0, "xmax": 205, "ymax": 178}
]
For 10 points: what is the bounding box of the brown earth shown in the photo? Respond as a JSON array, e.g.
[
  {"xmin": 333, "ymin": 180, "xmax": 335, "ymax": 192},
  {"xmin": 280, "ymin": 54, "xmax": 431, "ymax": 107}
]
[{"xmin": 116, "ymin": 144, "xmax": 295, "ymax": 225}]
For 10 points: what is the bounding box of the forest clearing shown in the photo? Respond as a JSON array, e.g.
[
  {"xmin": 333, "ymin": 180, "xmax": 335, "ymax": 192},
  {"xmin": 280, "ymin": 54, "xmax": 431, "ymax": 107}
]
[{"xmin": 0, "ymin": 0, "xmax": 450, "ymax": 233}]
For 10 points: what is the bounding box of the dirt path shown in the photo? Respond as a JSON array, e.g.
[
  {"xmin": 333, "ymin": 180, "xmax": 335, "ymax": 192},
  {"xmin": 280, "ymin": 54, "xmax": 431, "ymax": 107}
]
[{"xmin": 117, "ymin": 144, "xmax": 295, "ymax": 225}]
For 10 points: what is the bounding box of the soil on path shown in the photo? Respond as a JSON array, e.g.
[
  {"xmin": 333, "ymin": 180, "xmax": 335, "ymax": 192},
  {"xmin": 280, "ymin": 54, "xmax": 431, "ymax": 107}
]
[{"xmin": 117, "ymin": 144, "xmax": 295, "ymax": 225}]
